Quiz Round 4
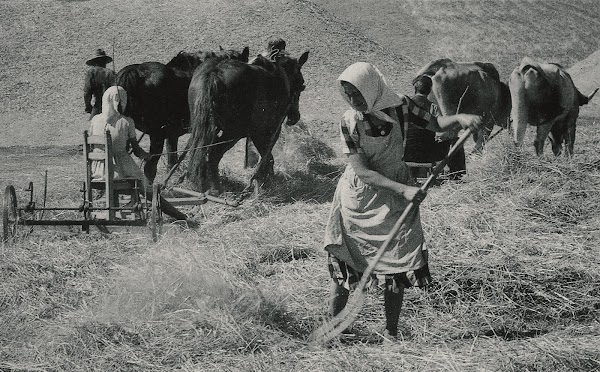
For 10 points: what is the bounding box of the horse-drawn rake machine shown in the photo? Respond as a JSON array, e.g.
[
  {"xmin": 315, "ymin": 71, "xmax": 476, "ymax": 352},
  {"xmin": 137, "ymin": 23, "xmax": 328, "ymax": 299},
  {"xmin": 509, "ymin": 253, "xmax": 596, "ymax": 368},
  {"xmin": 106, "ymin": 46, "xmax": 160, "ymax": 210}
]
[
  {"xmin": 1, "ymin": 179, "xmax": 164, "ymax": 244},
  {"xmin": 1, "ymin": 130, "xmax": 238, "ymax": 245}
]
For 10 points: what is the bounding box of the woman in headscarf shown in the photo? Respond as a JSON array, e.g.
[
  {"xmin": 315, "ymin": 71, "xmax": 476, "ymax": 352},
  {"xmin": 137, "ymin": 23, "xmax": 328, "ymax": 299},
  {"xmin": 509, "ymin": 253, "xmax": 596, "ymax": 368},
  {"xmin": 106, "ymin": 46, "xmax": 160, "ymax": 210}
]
[
  {"xmin": 89, "ymin": 86, "xmax": 148, "ymax": 180},
  {"xmin": 323, "ymin": 62, "xmax": 481, "ymax": 339},
  {"xmin": 89, "ymin": 86, "xmax": 187, "ymax": 221}
]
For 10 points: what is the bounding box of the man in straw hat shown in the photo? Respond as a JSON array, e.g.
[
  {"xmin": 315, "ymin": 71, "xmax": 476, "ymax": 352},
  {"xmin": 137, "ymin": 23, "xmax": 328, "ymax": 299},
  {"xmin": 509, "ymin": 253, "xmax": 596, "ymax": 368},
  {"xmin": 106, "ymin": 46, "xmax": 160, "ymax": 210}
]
[{"xmin": 84, "ymin": 48, "xmax": 116, "ymax": 119}]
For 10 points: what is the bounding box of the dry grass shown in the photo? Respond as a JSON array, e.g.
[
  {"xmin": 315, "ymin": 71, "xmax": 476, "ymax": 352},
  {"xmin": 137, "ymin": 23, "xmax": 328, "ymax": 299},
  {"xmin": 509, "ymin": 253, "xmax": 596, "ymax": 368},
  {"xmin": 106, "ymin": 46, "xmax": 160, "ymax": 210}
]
[{"xmin": 2, "ymin": 120, "xmax": 600, "ymax": 371}]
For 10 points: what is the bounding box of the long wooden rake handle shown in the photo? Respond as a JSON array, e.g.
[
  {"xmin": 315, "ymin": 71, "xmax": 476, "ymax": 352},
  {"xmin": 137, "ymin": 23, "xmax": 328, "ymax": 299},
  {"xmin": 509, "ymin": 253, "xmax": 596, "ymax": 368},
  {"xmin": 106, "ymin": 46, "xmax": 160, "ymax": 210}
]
[{"xmin": 309, "ymin": 127, "xmax": 474, "ymax": 345}]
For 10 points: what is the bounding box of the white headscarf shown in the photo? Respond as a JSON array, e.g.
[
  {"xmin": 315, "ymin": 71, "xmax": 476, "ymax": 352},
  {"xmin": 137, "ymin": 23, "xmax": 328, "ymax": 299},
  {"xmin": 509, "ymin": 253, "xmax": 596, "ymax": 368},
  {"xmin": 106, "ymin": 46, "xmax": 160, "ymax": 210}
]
[
  {"xmin": 337, "ymin": 62, "xmax": 402, "ymax": 132},
  {"xmin": 101, "ymin": 86, "xmax": 128, "ymax": 124}
]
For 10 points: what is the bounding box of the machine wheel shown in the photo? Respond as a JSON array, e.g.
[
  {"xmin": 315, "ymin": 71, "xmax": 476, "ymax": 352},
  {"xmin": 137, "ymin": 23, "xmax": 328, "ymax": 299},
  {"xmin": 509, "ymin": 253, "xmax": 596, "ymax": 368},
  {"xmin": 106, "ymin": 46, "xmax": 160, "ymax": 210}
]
[
  {"xmin": 149, "ymin": 183, "xmax": 162, "ymax": 242},
  {"xmin": 2, "ymin": 185, "xmax": 18, "ymax": 244}
]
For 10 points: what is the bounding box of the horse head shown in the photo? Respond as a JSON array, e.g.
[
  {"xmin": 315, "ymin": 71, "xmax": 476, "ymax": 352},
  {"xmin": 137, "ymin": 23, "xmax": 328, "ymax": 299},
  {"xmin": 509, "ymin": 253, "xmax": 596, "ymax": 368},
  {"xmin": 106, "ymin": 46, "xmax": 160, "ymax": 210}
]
[
  {"xmin": 166, "ymin": 47, "xmax": 250, "ymax": 76},
  {"xmin": 215, "ymin": 46, "xmax": 250, "ymax": 63},
  {"xmin": 273, "ymin": 50, "xmax": 309, "ymax": 126},
  {"xmin": 166, "ymin": 51, "xmax": 204, "ymax": 74}
]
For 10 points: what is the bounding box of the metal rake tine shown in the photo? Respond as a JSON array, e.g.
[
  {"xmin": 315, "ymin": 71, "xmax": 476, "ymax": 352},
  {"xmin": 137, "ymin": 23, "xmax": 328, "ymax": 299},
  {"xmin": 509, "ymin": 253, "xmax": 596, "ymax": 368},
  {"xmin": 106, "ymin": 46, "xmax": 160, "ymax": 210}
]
[{"xmin": 309, "ymin": 290, "xmax": 366, "ymax": 344}]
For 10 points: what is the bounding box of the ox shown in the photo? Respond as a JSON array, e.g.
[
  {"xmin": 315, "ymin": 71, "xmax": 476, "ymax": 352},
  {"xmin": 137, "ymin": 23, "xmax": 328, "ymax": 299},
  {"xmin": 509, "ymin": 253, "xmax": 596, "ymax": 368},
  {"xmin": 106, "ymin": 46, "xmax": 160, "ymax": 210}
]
[
  {"xmin": 416, "ymin": 58, "xmax": 511, "ymax": 152},
  {"xmin": 509, "ymin": 57, "xmax": 598, "ymax": 156}
]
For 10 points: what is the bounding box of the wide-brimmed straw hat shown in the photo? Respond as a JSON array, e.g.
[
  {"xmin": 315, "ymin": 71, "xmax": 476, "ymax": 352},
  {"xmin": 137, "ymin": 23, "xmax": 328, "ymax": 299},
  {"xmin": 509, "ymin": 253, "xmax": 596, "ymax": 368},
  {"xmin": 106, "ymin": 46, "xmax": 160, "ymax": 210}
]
[{"xmin": 86, "ymin": 48, "xmax": 113, "ymax": 66}]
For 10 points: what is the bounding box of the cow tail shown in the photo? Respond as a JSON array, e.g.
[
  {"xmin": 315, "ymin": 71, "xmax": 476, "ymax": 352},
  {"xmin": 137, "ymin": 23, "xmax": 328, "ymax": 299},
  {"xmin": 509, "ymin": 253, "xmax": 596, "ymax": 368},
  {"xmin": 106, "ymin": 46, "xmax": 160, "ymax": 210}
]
[
  {"xmin": 187, "ymin": 64, "xmax": 223, "ymax": 191},
  {"xmin": 577, "ymin": 87, "xmax": 599, "ymax": 106}
]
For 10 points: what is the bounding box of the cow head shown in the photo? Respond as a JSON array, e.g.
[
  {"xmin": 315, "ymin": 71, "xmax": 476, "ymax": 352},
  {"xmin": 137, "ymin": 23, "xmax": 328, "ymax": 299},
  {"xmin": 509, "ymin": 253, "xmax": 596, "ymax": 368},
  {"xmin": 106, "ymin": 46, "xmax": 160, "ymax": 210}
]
[{"xmin": 509, "ymin": 63, "xmax": 559, "ymax": 147}]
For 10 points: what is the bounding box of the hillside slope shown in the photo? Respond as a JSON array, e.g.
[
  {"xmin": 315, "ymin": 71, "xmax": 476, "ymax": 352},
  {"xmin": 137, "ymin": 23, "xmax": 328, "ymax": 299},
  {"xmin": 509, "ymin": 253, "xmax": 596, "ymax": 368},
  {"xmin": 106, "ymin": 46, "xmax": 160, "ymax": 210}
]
[
  {"xmin": 1, "ymin": 0, "xmax": 600, "ymax": 149},
  {"xmin": 313, "ymin": 0, "xmax": 600, "ymax": 80},
  {"xmin": 569, "ymin": 49, "xmax": 600, "ymax": 117}
]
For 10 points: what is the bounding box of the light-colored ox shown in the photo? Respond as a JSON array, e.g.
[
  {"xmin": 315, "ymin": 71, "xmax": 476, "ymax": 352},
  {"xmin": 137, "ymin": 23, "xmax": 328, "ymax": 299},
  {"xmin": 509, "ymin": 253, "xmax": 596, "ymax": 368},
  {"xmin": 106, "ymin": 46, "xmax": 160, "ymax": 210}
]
[{"xmin": 509, "ymin": 57, "xmax": 598, "ymax": 156}]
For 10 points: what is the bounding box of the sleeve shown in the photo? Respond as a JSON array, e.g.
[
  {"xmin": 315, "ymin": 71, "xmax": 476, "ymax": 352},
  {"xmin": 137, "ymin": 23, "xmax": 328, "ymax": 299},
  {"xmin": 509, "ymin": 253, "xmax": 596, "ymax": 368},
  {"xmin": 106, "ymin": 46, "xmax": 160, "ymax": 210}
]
[
  {"xmin": 403, "ymin": 96, "xmax": 437, "ymax": 129},
  {"xmin": 88, "ymin": 115, "xmax": 102, "ymax": 135},
  {"xmin": 126, "ymin": 117, "xmax": 137, "ymax": 140},
  {"xmin": 83, "ymin": 71, "xmax": 93, "ymax": 113},
  {"xmin": 339, "ymin": 116, "xmax": 363, "ymax": 155}
]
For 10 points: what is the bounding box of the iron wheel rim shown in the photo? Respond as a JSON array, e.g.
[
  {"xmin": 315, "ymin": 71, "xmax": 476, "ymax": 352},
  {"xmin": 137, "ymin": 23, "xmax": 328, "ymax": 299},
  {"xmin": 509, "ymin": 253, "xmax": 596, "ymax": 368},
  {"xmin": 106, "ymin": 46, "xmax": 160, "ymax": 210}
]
[{"xmin": 2, "ymin": 185, "xmax": 18, "ymax": 244}]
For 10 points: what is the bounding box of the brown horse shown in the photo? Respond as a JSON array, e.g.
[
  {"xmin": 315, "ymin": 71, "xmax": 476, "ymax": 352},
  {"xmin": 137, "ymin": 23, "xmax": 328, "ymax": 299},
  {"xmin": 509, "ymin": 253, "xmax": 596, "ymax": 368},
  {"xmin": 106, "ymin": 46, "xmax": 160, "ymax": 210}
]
[
  {"xmin": 116, "ymin": 47, "xmax": 249, "ymax": 182},
  {"xmin": 186, "ymin": 51, "xmax": 309, "ymax": 194}
]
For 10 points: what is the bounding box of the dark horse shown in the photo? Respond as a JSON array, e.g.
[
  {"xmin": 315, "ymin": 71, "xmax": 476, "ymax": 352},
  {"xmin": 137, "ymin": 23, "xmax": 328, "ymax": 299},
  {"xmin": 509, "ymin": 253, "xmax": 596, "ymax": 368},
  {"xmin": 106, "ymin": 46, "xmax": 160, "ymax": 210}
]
[
  {"xmin": 186, "ymin": 50, "xmax": 309, "ymax": 194},
  {"xmin": 115, "ymin": 47, "xmax": 250, "ymax": 182}
]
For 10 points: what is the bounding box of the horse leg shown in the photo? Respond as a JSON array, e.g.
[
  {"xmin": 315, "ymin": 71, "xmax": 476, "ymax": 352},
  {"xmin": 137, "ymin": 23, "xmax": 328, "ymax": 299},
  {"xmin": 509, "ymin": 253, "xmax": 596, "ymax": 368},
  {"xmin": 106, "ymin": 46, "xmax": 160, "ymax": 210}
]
[
  {"xmin": 249, "ymin": 130, "xmax": 277, "ymax": 191},
  {"xmin": 244, "ymin": 137, "xmax": 260, "ymax": 168},
  {"xmin": 144, "ymin": 135, "xmax": 164, "ymax": 183},
  {"xmin": 165, "ymin": 134, "xmax": 180, "ymax": 170},
  {"xmin": 206, "ymin": 135, "xmax": 239, "ymax": 195}
]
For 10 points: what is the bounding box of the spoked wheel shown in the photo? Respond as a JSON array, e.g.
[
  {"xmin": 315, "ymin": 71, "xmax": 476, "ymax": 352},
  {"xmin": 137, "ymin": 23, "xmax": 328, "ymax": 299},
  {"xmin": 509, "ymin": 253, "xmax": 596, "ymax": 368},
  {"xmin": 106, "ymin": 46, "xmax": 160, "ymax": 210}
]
[
  {"xmin": 2, "ymin": 185, "xmax": 18, "ymax": 244},
  {"xmin": 149, "ymin": 183, "xmax": 162, "ymax": 242}
]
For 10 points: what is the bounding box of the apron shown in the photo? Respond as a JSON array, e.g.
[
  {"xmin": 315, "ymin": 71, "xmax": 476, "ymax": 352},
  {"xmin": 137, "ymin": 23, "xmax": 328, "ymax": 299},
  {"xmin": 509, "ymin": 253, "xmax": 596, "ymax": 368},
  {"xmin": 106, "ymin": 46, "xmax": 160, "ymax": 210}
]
[{"xmin": 324, "ymin": 109, "xmax": 426, "ymax": 275}]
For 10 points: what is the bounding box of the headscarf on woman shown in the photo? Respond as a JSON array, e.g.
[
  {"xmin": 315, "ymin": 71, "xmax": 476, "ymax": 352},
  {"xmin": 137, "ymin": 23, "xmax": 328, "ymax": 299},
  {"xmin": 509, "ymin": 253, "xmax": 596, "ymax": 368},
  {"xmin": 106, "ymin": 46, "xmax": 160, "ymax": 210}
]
[
  {"xmin": 101, "ymin": 86, "xmax": 128, "ymax": 124},
  {"xmin": 337, "ymin": 62, "xmax": 403, "ymax": 133}
]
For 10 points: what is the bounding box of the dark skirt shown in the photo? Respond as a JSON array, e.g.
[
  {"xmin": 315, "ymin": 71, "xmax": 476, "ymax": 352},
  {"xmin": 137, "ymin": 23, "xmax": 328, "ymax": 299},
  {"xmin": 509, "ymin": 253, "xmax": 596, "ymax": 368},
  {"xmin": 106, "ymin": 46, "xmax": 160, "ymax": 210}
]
[{"xmin": 328, "ymin": 254, "xmax": 432, "ymax": 294}]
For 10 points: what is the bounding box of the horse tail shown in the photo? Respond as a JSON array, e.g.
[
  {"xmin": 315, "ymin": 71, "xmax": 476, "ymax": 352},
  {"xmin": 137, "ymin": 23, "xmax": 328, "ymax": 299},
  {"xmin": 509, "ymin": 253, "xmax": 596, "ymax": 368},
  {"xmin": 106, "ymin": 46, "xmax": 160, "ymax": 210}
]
[
  {"xmin": 187, "ymin": 61, "xmax": 224, "ymax": 191},
  {"xmin": 115, "ymin": 66, "xmax": 141, "ymax": 117}
]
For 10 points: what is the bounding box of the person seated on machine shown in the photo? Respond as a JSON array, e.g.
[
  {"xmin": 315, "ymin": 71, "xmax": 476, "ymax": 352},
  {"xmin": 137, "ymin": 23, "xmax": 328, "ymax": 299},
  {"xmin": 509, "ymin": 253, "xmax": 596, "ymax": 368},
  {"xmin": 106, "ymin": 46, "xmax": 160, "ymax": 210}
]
[{"xmin": 88, "ymin": 86, "xmax": 188, "ymax": 221}]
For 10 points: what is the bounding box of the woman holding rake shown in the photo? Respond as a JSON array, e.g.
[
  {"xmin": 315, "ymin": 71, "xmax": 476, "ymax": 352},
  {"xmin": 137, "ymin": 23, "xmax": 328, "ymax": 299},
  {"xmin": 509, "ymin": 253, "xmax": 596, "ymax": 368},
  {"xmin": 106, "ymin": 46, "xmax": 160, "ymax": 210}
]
[{"xmin": 323, "ymin": 62, "xmax": 481, "ymax": 340}]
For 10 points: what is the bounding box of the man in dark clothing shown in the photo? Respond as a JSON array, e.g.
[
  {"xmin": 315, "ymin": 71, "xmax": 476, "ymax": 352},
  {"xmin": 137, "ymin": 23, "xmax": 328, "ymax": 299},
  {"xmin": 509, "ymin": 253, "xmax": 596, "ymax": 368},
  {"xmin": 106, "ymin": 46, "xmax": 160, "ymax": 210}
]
[
  {"xmin": 434, "ymin": 122, "xmax": 467, "ymax": 181},
  {"xmin": 84, "ymin": 49, "xmax": 116, "ymax": 119},
  {"xmin": 260, "ymin": 37, "xmax": 286, "ymax": 59},
  {"xmin": 245, "ymin": 38, "xmax": 288, "ymax": 168},
  {"xmin": 405, "ymin": 75, "xmax": 467, "ymax": 181},
  {"xmin": 404, "ymin": 75, "xmax": 440, "ymax": 179},
  {"xmin": 431, "ymin": 87, "xmax": 466, "ymax": 180}
]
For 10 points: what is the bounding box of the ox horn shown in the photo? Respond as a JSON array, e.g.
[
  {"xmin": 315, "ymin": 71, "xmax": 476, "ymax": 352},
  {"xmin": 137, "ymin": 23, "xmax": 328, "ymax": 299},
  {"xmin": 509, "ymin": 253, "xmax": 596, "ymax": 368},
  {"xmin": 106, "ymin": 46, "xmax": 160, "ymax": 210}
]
[{"xmin": 588, "ymin": 87, "xmax": 599, "ymax": 102}]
